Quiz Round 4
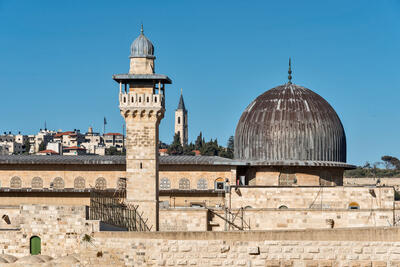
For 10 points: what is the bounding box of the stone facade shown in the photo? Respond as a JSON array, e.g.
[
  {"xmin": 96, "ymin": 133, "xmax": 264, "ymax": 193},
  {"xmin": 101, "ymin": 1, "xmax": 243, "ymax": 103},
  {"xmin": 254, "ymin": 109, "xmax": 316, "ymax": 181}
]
[{"xmin": 2, "ymin": 204, "xmax": 400, "ymax": 266}]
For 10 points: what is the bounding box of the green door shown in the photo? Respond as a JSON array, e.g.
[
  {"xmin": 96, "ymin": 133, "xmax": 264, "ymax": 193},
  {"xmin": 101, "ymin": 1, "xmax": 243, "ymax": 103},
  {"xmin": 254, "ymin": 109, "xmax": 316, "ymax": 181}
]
[{"xmin": 30, "ymin": 236, "xmax": 41, "ymax": 255}]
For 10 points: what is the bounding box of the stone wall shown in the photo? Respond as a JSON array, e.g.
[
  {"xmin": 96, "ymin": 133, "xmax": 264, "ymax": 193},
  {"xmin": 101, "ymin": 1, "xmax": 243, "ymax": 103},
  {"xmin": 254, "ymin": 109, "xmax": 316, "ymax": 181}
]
[
  {"xmin": 344, "ymin": 177, "xmax": 400, "ymax": 189},
  {"xmin": 159, "ymin": 209, "xmax": 207, "ymax": 231},
  {"xmin": 1, "ymin": 204, "xmax": 400, "ymax": 266},
  {"xmin": 230, "ymin": 186, "xmax": 394, "ymax": 210}
]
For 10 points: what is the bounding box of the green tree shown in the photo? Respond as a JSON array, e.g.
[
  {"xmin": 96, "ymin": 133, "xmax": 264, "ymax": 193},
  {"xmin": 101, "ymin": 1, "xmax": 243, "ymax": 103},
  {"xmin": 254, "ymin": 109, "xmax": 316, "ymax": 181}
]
[
  {"xmin": 218, "ymin": 136, "xmax": 234, "ymax": 159},
  {"xmin": 183, "ymin": 143, "xmax": 195, "ymax": 156},
  {"xmin": 105, "ymin": 147, "xmax": 126, "ymax": 155},
  {"xmin": 200, "ymin": 138, "xmax": 219, "ymax": 156},
  {"xmin": 23, "ymin": 139, "xmax": 31, "ymax": 154},
  {"xmin": 381, "ymin": 155, "xmax": 400, "ymax": 170},
  {"xmin": 38, "ymin": 141, "xmax": 46, "ymax": 151},
  {"xmin": 194, "ymin": 132, "xmax": 203, "ymax": 150},
  {"xmin": 168, "ymin": 134, "xmax": 183, "ymax": 155}
]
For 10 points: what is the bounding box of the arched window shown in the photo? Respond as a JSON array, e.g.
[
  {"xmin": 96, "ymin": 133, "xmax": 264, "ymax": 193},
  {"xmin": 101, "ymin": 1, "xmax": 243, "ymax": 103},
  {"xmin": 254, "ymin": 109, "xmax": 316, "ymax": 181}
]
[
  {"xmin": 95, "ymin": 177, "xmax": 107, "ymax": 190},
  {"xmin": 30, "ymin": 236, "xmax": 41, "ymax": 255},
  {"xmin": 53, "ymin": 177, "xmax": 64, "ymax": 189},
  {"xmin": 278, "ymin": 205, "xmax": 288, "ymax": 209},
  {"xmin": 215, "ymin": 178, "xmax": 225, "ymax": 190},
  {"xmin": 160, "ymin": 178, "xmax": 171, "ymax": 190},
  {"xmin": 348, "ymin": 202, "xmax": 360, "ymax": 210},
  {"xmin": 244, "ymin": 206, "xmax": 252, "ymax": 209},
  {"xmin": 31, "ymin": 177, "xmax": 43, "ymax": 189},
  {"xmin": 117, "ymin": 178, "xmax": 126, "ymax": 190},
  {"xmin": 10, "ymin": 176, "xmax": 21, "ymax": 188},
  {"xmin": 179, "ymin": 178, "xmax": 190, "ymax": 190},
  {"xmin": 197, "ymin": 178, "xmax": 208, "ymax": 190},
  {"xmin": 74, "ymin": 177, "xmax": 85, "ymax": 189}
]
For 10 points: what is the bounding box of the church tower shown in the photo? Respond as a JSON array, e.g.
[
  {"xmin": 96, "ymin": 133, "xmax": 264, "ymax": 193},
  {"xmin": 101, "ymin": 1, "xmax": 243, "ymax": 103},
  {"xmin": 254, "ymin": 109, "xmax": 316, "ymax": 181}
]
[
  {"xmin": 112, "ymin": 25, "xmax": 172, "ymax": 231},
  {"xmin": 174, "ymin": 91, "xmax": 188, "ymax": 145}
]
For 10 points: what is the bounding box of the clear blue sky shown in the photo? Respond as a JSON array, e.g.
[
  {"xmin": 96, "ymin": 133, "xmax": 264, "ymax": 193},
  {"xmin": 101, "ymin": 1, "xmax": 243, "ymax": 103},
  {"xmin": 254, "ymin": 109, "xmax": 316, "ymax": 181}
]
[{"xmin": 0, "ymin": 1, "xmax": 399, "ymax": 166}]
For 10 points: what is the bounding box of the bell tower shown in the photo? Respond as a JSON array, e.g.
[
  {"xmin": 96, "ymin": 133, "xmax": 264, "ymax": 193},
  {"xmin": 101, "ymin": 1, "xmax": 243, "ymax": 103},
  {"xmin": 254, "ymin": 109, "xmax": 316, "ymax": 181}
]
[
  {"xmin": 113, "ymin": 25, "xmax": 172, "ymax": 231},
  {"xmin": 174, "ymin": 90, "xmax": 188, "ymax": 145}
]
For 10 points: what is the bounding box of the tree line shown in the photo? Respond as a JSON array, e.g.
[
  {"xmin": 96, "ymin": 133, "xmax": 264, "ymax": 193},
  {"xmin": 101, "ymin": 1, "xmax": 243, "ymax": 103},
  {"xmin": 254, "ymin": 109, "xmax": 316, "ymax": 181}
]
[
  {"xmin": 344, "ymin": 155, "xmax": 400, "ymax": 178},
  {"xmin": 162, "ymin": 132, "xmax": 234, "ymax": 159}
]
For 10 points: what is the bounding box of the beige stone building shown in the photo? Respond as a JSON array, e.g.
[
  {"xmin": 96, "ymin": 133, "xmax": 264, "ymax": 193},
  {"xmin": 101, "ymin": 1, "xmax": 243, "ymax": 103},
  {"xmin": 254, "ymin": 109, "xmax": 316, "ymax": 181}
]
[{"xmin": 1, "ymin": 26, "xmax": 400, "ymax": 265}]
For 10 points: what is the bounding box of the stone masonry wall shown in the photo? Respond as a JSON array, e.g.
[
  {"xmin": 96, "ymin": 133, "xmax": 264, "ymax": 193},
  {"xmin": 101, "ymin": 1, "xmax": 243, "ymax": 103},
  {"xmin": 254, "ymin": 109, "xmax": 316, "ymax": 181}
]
[
  {"xmin": 230, "ymin": 187, "xmax": 394, "ymax": 210},
  {"xmin": 1, "ymin": 205, "xmax": 400, "ymax": 266}
]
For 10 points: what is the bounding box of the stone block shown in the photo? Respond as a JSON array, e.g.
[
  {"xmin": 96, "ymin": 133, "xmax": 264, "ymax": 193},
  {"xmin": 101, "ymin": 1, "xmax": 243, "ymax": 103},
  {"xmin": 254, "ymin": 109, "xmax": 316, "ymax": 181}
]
[
  {"xmin": 372, "ymin": 262, "xmax": 386, "ymax": 267},
  {"xmin": 305, "ymin": 260, "xmax": 319, "ymax": 267},
  {"xmin": 180, "ymin": 246, "xmax": 192, "ymax": 252},
  {"xmin": 303, "ymin": 254, "xmax": 315, "ymax": 260},
  {"xmin": 375, "ymin": 248, "xmax": 388, "ymax": 255},
  {"xmin": 220, "ymin": 245, "xmax": 230, "ymax": 253},
  {"xmin": 282, "ymin": 260, "xmax": 294, "ymax": 267},
  {"xmin": 253, "ymin": 260, "xmax": 265, "ymax": 266},
  {"xmin": 306, "ymin": 247, "xmax": 320, "ymax": 253},
  {"xmin": 177, "ymin": 259, "xmax": 188, "ymax": 265},
  {"xmin": 248, "ymin": 246, "xmax": 260, "ymax": 255},
  {"xmin": 265, "ymin": 260, "xmax": 281, "ymax": 267},
  {"xmin": 319, "ymin": 260, "xmax": 333, "ymax": 267},
  {"xmin": 235, "ymin": 259, "xmax": 247, "ymax": 266}
]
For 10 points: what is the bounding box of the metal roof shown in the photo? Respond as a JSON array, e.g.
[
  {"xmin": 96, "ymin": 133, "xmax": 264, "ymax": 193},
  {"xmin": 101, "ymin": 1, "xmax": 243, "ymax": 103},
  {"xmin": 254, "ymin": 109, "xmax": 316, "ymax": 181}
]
[
  {"xmin": 0, "ymin": 155, "xmax": 237, "ymax": 166},
  {"xmin": 130, "ymin": 26, "xmax": 155, "ymax": 59},
  {"xmin": 0, "ymin": 155, "xmax": 354, "ymax": 168},
  {"xmin": 248, "ymin": 160, "xmax": 355, "ymax": 169},
  {"xmin": 177, "ymin": 93, "xmax": 186, "ymax": 111},
  {"xmin": 112, "ymin": 74, "xmax": 172, "ymax": 84},
  {"xmin": 235, "ymin": 83, "xmax": 347, "ymax": 163}
]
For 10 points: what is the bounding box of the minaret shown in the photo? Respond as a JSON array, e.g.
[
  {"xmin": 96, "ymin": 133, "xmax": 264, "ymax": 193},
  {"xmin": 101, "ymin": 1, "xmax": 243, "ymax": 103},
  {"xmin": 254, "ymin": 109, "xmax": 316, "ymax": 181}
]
[
  {"xmin": 112, "ymin": 25, "xmax": 172, "ymax": 231},
  {"xmin": 174, "ymin": 89, "xmax": 188, "ymax": 145}
]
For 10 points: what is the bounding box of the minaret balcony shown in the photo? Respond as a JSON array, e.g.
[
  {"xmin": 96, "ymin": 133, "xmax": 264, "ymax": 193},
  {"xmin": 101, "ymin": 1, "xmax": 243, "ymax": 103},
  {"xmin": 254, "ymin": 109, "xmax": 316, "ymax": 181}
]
[{"xmin": 119, "ymin": 92, "xmax": 164, "ymax": 109}]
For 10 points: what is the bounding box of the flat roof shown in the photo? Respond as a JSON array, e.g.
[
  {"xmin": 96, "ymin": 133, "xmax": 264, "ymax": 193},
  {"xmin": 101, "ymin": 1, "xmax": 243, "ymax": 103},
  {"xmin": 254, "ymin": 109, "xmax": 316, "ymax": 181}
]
[
  {"xmin": 112, "ymin": 74, "xmax": 172, "ymax": 84},
  {"xmin": 0, "ymin": 155, "xmax": 355, "ymax": 168}
]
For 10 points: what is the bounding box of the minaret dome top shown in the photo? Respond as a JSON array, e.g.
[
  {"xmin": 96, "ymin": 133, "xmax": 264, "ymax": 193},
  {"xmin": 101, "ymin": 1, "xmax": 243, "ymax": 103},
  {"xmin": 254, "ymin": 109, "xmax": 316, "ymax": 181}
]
[{"xmin": 130, "ymin": 24, "xmax": 155, "ymax": 59}]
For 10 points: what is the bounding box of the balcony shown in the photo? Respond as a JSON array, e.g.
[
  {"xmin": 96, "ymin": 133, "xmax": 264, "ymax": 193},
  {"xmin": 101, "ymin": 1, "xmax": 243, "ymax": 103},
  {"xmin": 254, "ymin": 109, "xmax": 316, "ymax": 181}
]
[{"xmin": 119, "ymin": 92, "xmax": 164, "ymax": 109}]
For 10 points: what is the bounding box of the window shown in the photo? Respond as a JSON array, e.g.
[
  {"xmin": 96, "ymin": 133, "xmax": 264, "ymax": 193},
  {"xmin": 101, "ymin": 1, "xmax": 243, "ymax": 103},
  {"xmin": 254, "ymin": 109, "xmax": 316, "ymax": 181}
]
[
  {"xmin": 178, "ymin": 117, "xmax": 181, "ymax": 124},
  {"xmin": 31, "ymin": 177, "xmax": 43, "ymax": 189},
  {"xmin": 179, "ymin": 178, "xmax": 190, "ymax": 190},
  {"xmin": 117, "ymin": 178, "xmax": 126, "ymax": 190},
  {"xmin": 215, "ymin": 178, "xmax": 225, "ymax": 191},
  {"xmin": 53, "ymin": 177, "xmax": 64, "ymax": 189},
  {"xmin": 278, "ymin": 205, "xmax": 288, "ymax": 209},
  {"xmin": 348, "ymin": 202, "xmax": 360, "ymax": 210},
  {"xmin": 74, "ymin": 177, "xmax": 85, "ymax": 189},
  {"xmin": 10, "ymin": 176, "xmax": 21, "ymax": 188},
  {"xmin": 197, "ymin": 178, "xmax": 207, "ymax": 190},
  {"xmin": 160, "ymin": 178, "xmax": 171, "ymax": 190},
  {"xmin": 95, "ymin": 177, "xmax": 107, "ymax": 190}
]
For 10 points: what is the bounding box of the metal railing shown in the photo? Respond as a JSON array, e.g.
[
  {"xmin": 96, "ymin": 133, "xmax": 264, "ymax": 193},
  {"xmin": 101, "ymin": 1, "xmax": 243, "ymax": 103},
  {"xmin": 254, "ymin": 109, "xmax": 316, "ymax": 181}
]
[{"xmin": 89, "ymin": 189, "xmax": 150, "ymax": 231}]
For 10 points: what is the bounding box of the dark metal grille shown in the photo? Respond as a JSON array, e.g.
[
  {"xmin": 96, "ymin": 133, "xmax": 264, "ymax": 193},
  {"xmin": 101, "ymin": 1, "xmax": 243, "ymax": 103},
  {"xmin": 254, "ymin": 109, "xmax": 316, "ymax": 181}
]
[{"xmin": 89, "ymin": 189, "xmax": 150, "ymax": 231}]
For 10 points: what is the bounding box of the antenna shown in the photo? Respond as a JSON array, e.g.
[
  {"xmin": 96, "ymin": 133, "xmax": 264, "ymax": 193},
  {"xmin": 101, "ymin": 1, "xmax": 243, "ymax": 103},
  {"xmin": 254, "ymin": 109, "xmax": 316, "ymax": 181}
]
[{"xmin": 288, "ymin": 58, "xmax": 292, "ymax": 84}]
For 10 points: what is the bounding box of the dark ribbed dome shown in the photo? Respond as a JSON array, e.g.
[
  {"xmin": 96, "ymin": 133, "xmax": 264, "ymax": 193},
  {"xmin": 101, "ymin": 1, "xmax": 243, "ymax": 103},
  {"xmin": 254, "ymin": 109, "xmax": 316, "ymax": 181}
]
[
  {"xmin": 234, "ymin": 83, "xmax": 346, "ymax": 162},
  {"xmin": 130, "ymin": 26, "xmax": 154, "ymax": 59}
]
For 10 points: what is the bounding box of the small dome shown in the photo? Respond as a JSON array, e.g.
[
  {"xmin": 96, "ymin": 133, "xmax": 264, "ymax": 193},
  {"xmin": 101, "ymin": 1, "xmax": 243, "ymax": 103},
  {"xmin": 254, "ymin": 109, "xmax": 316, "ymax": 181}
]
[
  {"xmin": 130, "ymin": 25, "xmax": 154, "ymax": 58},
  {"xmin": 234, "ymin": 83, "xmax": 346, "ymax": 162}
]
